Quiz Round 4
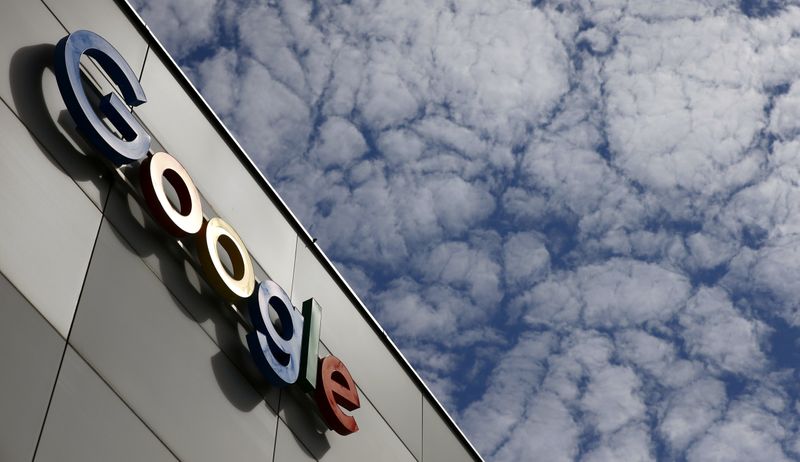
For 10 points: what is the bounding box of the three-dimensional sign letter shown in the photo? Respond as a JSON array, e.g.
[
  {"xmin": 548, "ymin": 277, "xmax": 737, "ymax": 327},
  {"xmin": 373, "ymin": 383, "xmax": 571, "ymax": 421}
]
[
  {"xmin": 247, "ymin": 280, "xmax": 303, "ymax": 386},
  {"xmin": 315, "ymin": 355, "xmax": 360, "ymax": 435},
  {"xmin": 55, "ymin": 30, "xmax": 151, "ymax": 164}
]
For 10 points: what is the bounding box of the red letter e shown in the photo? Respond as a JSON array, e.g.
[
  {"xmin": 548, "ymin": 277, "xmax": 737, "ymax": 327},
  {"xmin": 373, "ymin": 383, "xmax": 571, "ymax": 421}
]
[{"xmin": 314, "ymin": 355, "xmax": 360, "ymax": 435}]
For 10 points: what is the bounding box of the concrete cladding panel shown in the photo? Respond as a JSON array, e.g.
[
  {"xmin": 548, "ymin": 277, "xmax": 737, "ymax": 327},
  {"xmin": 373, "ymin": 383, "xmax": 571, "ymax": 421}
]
[
  {"xmin": 0, "ymin": 88, "xmax": 102, "ymax": 337},
  {"xmin": 34, "ymin": 347, "xmax": 178, "ymax": 462},
  {"xmin": 0, "ymin": 0, "xmax": 135, "ymax": 209},
  {"xmin": 0, "ymin": 271, "xmax": 64, "ymax": 462},
  {"xmin": 423, "ymin": 397, "xmax": 478, "ymax": 462},
  {"xmin": 136, "ymin": 52, "xmax": 298, "ymax": 292},
  {"xmin": 0, "ymin": 0, "xmax": 65, "ymax": 114},
  {"xmin": 275, "ymin": 419, "xmax": 318, "ymax": 462},
  {"xmin": 279, "ymin": 385, "xmax": 418, "ymax": 462},
  {"xmin": 291, "ymin": 241, "xmax": 423, "ymax": 459},
  {"xmin": 102, "ymin": 184, "xmax": 281, "ymax": 411},
  {"xmin": 69, "ymin": 218, "xmax": 278, "ymax": 462}
]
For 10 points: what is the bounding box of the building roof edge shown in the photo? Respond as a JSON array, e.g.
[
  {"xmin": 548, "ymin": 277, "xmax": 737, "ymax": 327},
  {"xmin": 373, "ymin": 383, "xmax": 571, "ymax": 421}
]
[{"xmin": 111, "ymin": 1, "xmax": 486, "ymax": 460}]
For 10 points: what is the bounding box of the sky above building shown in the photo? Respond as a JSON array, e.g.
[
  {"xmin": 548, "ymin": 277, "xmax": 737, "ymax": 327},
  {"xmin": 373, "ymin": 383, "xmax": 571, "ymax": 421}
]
[{"xmin": 130, "ymin": 0, "xmax": 800, "ymax": 460}]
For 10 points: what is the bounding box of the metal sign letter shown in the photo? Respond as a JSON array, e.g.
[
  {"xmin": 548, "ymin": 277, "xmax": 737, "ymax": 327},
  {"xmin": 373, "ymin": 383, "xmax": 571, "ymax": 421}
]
[
  {"xmin": 247, "ymin": 280, "xmax": 303, "ymax": 387},
  {"xmin": 54, "ymin": 30, "xmax": 151, "ymax": 164}
]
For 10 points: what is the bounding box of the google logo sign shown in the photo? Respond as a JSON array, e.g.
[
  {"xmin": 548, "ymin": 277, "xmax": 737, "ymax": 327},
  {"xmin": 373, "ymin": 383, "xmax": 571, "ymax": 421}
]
[{"xmin": 55, "ymin": 30, "xmax": 360, "ymax": 435}]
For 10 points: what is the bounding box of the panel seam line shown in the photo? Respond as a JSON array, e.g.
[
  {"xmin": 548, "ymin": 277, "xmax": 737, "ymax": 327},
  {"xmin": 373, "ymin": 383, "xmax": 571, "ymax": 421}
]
[{"xmin": 29, "ymin": 185, "xmax": 112, "ymax": 461}]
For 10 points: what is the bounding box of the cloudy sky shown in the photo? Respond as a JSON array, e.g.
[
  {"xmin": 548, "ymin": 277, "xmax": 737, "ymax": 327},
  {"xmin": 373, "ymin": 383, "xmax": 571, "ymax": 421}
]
[{"xmin": 130, "ymin": 0, "xmax": 800, "ymax": 460}]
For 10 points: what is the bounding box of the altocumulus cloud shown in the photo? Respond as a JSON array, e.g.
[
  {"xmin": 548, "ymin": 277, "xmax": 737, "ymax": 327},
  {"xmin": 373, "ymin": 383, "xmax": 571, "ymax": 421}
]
[{"xmin": 132, "ymin": 0, "xmax": 800, "ymax": 459}]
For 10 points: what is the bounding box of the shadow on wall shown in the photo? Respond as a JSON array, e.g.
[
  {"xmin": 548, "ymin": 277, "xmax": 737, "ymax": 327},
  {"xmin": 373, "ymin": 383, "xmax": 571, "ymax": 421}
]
[
  {"xmin": 10, "ymin": 44, "xmax": 109, "ymax": 195},
  {"xmin": 9, "ymin": 41, "xmax": 333, "ymax": 458}
]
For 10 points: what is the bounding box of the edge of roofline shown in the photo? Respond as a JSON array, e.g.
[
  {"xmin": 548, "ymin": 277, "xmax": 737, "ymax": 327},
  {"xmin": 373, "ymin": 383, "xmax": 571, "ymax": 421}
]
[{"xmin": 112, "ymin": 1, "xmax": 486, "ymax": 460}]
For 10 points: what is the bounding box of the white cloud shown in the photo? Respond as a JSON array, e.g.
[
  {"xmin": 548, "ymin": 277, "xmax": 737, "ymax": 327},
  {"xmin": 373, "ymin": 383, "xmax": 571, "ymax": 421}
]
[
  {"xmin": 503, "ymin": 231, "xmax": 550, "ymax": 292},
  {"xmin": 491, "ymin": 393, "xmax": 579, "ymax": 462},
  {"xmin": 131, "ymin": 0, "xmax": 221, "ymax": 57},
  {"xmin": 413, "ymin": 239, "xmax": 502, "ymax": 306},
  {"xmin": 580, "ymin": 259, "xmax": 691, "ymax": 328},
  {"xmin": 460, "ymin": 333, "xmax": 557, "ymax": 455},
  {"xmin": 518, "ymin": 276, "xmax": 583, "ymax": 328},
  {"xmin": 687, "ymin": 400, "xmax": 790, "ymax": 462},
  {"xmin": 658, "ymin": 378, "xmax": 727, "ymax": 452},
  {"xmin": 372, "ymin": 278, "xmax": 469, "ymax": 340},
  {"xmin": 522, "ymin": 259, "xmax": 691, "ymax": 329},
  {"xmin": 131, "ymin": 1, "xmax": 800, "ymax": 460},
  {"xmin": 581, "ymin": 365, "xmax": 646, "ymax": 434},
  {"xmin": 582, "ymin": 424, "xmax": 654, "ymax": 462},
  {"xmin": 603, "ymin": 15, "xmax": 767, "ymax": 216},
  {"xmin": 616, "ymin": 330, "xmax": 702, "ymax": 388},
  {"xmin": 680, "ymin": 287, "xmax": 768, "ymax": 374},
  {"xmin": 311, "ymin": 117, "xmax": 368, "ymax": 168},
  {"xmin": 684, "ymin": 231, "xmax": 739, "ymax": 271},
  {"xmin": 769, "ymin": 81, "xmax": 800, "ymax": 139},
  {"xmin": 188, "ymin": 48, "xmax": 239, "ymax": 115}
]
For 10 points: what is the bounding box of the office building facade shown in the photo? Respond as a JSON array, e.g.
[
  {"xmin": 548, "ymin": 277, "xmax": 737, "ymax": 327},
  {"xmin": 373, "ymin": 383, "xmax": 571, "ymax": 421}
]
[{"xmin": 0, "ymin": 1, "xmax": 483, "ymax": 461}]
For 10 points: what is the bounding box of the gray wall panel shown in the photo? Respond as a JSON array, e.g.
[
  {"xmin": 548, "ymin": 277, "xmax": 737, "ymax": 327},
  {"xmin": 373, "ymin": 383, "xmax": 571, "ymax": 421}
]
[
  {"xmin": 69, "ymin": 218, "xmax": 278, "ymax": 462},
  {"xmin": 0, "ymin": 0, "xmax": 64, "ymax": 112},
  {"xmin": 292, "ymin": 242, "xmax": 423, "ymax": 459},
  {"xmin": 34, "ymin": 347, "xmax": 178, "ymax": 462},
  {"xmin": 0, "ymin": 271, "xmax": 64, "ymax": 462},
  {"xmin": 102, "ymin": 184, "xmax": 280, "ymax": 410},
  {"xmin": 279, "ymin": 383, "xmax": 418, "ymax": 462},
  {"xmin": 0, "ymin": 2, "xmax": 481, "ymax": 461},
  {"xmin": 0, "ymin": 90, "xmax": 102, "ymax": 337},
  {"xmin": 423, "ymin": 398, "xmax": 477, "ymax": 462},
  {"xmin": 0, "ymin": 0, "xmax": 119, "ymax": 209},
  {"xmin": 275, "ymin": 419, "xmax": 317, "ymax": 462},
  {"xmin": 136, "ymin": 53, "xmax": 298, "ymax": 292}
]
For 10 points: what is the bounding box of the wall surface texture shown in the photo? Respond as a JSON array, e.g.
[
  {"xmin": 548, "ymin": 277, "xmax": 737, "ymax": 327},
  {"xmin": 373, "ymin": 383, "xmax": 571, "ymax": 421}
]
[{"xmin": 0, "ymin": 1, "xmax": 482, "ymax": 461}]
